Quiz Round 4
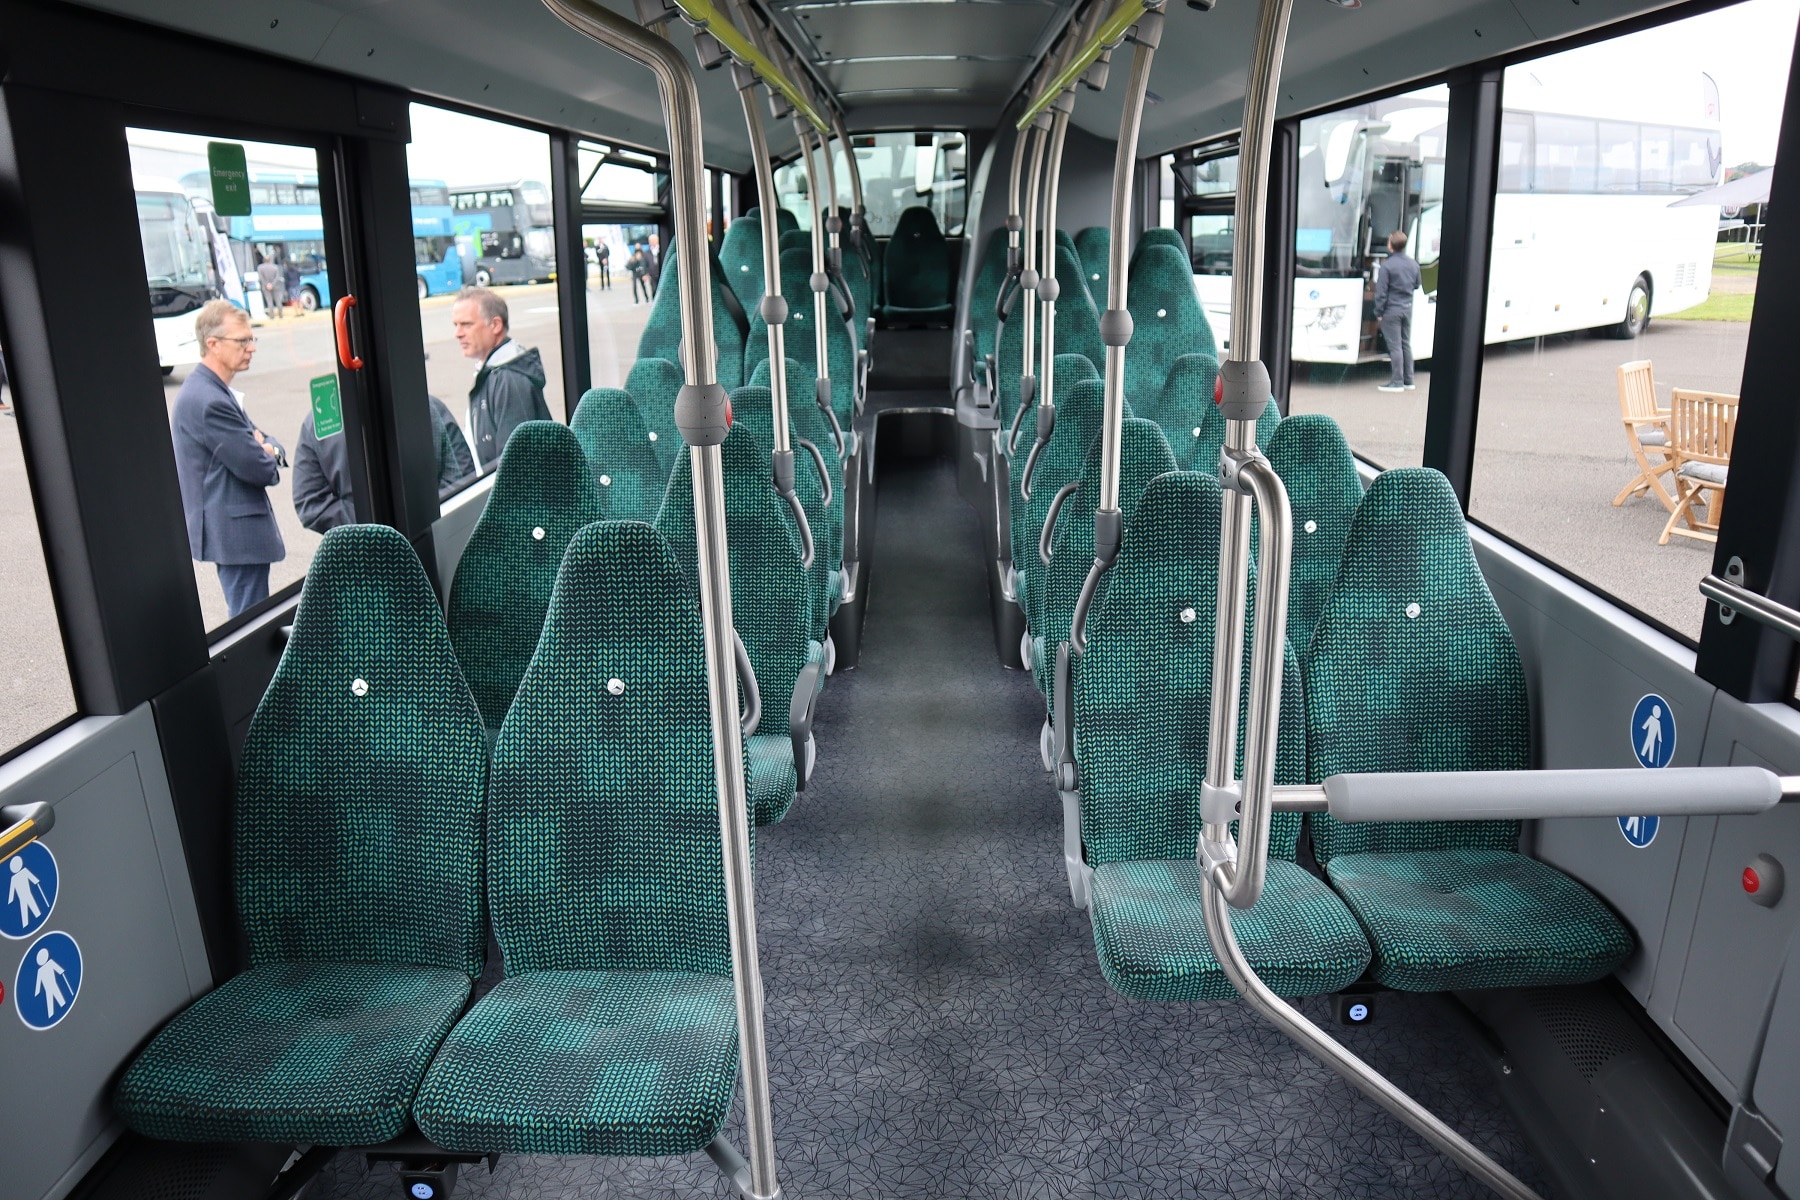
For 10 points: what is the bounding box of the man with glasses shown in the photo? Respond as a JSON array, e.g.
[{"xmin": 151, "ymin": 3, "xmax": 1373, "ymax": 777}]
[{"xmin": 171, "ymin": 300, "xmax": 286, "ymax": 618}]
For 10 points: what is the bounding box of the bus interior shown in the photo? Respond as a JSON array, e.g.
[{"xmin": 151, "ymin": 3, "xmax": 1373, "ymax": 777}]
[{"xmin": 5, "ymin": 0, "xmax": 1800, "ymax": 1197}]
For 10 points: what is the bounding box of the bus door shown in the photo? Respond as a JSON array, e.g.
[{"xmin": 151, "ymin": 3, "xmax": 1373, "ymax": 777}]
[{"xmin": 1359, "ymin": 153, "xmax": 1417, "ymax": 359}]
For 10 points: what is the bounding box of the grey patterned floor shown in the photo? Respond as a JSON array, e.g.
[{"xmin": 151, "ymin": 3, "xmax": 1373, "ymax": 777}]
[{"xmin": 315, "ymin": 448, "xmax": 1546, "ymax": 1199}]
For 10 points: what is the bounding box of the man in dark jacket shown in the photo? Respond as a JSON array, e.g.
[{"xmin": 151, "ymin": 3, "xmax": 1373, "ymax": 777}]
[
  {"xmin": 293, "ymin": 395, "xmax": 474, "ymax": 533},
  {"xmin": 170, "ymin": 300, "xmax": 285, "ymax": 618},
  {"xmin": 1372, "ymin": 229, "xmax": 1420, "ymax": 393},
  {"xmin": 451, "ymin": 285, "xmax": 551, "ymax": 469}
]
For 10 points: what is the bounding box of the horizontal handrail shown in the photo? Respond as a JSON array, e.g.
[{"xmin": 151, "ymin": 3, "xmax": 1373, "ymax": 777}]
[
  {"xmin": 673, "ymin": 0, "xmax": 830, "ymax": 131},
  {"xmin": 1700, "ymin": 573, "xmax": 1800, "ymax": 643},
  {"xmin": 1016, "ymin": 0, "xmax": 1158, "ymax": 129},
  {"xmin": 1267, "ymin": 765, "xmax": 1792, "ymax": 820},
  {"xmin": 0, "ymin": 801, "xmax": 54, "ymax": 861}
]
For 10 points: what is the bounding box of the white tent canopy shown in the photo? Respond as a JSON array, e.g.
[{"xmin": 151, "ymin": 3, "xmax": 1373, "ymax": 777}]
[{"xmin": 1672, "ymin": 166, "xmax": 1775, "ymax": 208}]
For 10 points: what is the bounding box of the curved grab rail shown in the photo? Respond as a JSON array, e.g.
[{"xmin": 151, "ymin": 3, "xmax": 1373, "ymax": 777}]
[
  {"xmin": 332, "ymin": 295, "xmax": 363, "ymax": 370},
  {"xmin": 779, "ymin": 483, "xmax": 816, "ymax": 569},
  {"xmin": 0, "ymin": 801, "xmax": 54, "ymax": 862},
  {"xmin": 796, "ymin": 437, "xmax": 833, "ymax": 506},
  {"xmin": 1039, "ymin": 480, "xmax": 1079, "ymax": 565},
  {"xmin": 734, "ymin": 627, "xmax": 761, "ymax": 738}
]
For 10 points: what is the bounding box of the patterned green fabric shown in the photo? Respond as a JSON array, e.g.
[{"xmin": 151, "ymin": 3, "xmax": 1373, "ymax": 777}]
[
  {"xmin": 625, "ymin": 357, "xmax": 686, "ymax": 476},
  {"xmin": 882, "ymin": 205, "xmax": 954, "ymax": 321},
  {"xmin": 1186, "ymin": 390, "xmax": 1281, "ymax": 474},
  {"xmin": 571, "ymin": 388, "xmax": 668, "ymax": 521},
  {"xmin": 1126, "ymin": 244, "xmax": 1217, "ymax": 409},
  {"xmin": 1035, "ymin": 418, "xmax": 1177, "ymax": 705},
  {"xmin": 749, "ymin": 356, "xmax": 845, "ymax": 466},
  {"xmin": 730, "ymin": 384, "xmax": 842, "ymax": 641},
  {"xmin": 1089, "ymin": 860, "xmax": 1371, "ymax": 1001},
  {"xmin": 750, "ymin": 205, "xmax": 798, "ymax": 235},
  {"xmin": 447, "ymin": 422, "xmax": 608, "ymax": 730},
  {"xmin": 1266, "ymin": 415, "xmax": 1363, "ymax": 660},
  {"xmin": 778, "ymin": 230, "xmax": 810, "ymax": 256},
  {"xmin": 1049, "ymin": 241, "xmax": 1106, "ymax": 367},
  {"xmin": 414, "ymin": 970, "xmax": 738, "ymax": 1155},
  {"xmin": 1305, "ymin": 468, "xmax": 1526, "ymax": 861},
  {"xmin": 1131, "ymin": 226, "xmax": 1186, "ymax": 269},
  {"xmin": 1075, "ymin": 471, "xmax": 1307, "ymax": 867},
  {"xmin": 1325, "ymin": 849, "xmax": 1632, "ymax": 990},
  {"xmin": 116, "ymin": 962, "xmax": 471, "ymax": 1144},
  {"xmin": 1140, "ymin": 353, "xmax": 1216, "ymax": 469},
  {"xmin": 748, "ymin": 732, "xmax": 800, "ymax": 824},
  {"xmin": 1074, "ymin": 226, "xmax": 1110, "ymax": 301},
  {"xmin": 747, "ymin": 248, "xmax": 856, "ymax": 427},
  {"xmin": 241, "ymin": 524, "xmax": 488, "ymax": 973},
  {"xmin": 1008, "ymin": 361, "xmax": 1103, "ymax": 619},
  {"xmin": 719, "ymin": 216, "xmax": 765, "ymax": 315},
  {"xmin": 839, "ymin": 238, "xmax": 874, "ymax": 323},
  {"xmin": 634, "ymin": 245, "xmax": 745, "ymax": 391},
  {"xmin": 969, "ymin": 228, "xmax": 1010, "ymax": 368}
]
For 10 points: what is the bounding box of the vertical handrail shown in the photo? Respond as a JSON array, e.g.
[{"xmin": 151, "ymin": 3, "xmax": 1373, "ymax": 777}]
[
  {"xmin": 798, "ymin": 123, "xmax": 835, "ymax": 425},
  {"xmin": 831, "ymin": 110, "xmax": 868, "ymax": 256},
  {"xmin": 732, "ymin": 63, "xmax": 791, "ymax": 456},
  {"xmin": 539, "ymin": 3, "xmax": 778, "ymax": 1196}
]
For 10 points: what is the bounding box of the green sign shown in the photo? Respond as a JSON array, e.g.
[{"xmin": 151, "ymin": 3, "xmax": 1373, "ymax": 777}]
[
  {"xmin": 207, "ymin": 141, "xmax": 251, "ymax": 217},
  {"xmin": 310, "ymin": 375, "xmax": 344, "ymax": 439}
]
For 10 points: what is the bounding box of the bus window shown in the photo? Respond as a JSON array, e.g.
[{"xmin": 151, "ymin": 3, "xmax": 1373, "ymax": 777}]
[
  {"xmin": 1533, "ymin": 114, "xmax": 1598, "ymax": 192},
  {"xmin": 576, "ymin": 140, "xmax": 660, "ymax": 393},
  {"xmin": 1286, "ymin": 83, "xmax": 1454, "ymax": 467},
  {"xmin": 1467, "ymin": 0, "xmax": 1787, "ymax": 642},
  {"xmin": 781, "ymin": 132, "xmax": 967, "ymax": 237},
  {"xmin": 128, "ymin": 128, "xmax": 359, "ymax": 633}
]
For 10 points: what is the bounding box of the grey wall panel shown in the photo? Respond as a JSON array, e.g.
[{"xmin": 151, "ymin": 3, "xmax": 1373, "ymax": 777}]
[
  {"xmin": 432, "ymin": 477, "xmax": 494, "ymax": 604},
  {"xmin": 1752, "ymin": 923, "xmax": 1800, "ymax": 1195},
  {"xmin": 1472, "ymin": 528, "xmax": 1714, "ymax": 1002},
  {"xmin": 0, "ymin": 707, "xmax": 211, "ymax": 1200}
]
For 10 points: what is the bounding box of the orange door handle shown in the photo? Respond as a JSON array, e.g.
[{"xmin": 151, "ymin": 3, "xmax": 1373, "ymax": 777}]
[{"xmin": 333, "ymin": 294, "xmax": 364, "ymax": 370}]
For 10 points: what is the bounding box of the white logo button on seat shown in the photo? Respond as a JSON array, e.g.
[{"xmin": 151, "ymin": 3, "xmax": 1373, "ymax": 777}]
[
  {"xmin": 1304, "ymin": 519, "xmax": 1318, "ymax": 534},
  {"xmin": 1193, "ymin": 427, "xmax": 1203, "ymax": 438},
  {"xmin": 1405, "ymin": 603, "xmax": 1421, "ymax": 620},
  {"xmin": 648, "ymin": 431, "xmax": 658, "ymax": 442},
  {"xmin": 599, "ymin": 475, "xmax": 612, "ymax": 486},
  {"xmin": 351, "ymin": 678, "xmax": 369, "ymax": 697},
  {"xmin": 1157, "ymin": 308, "xmax": 1167, "ymax": 319},
  {"xmin": 1180, "ymin": 607, "xmax": 1197, "ymax": 624},
  {"xmin": 607, "ymin": 678, "xmax": 626, "ymax": 696},
  {"xmin": 532, "ymin": 527, "xmax": 546, "ymax": 541}
]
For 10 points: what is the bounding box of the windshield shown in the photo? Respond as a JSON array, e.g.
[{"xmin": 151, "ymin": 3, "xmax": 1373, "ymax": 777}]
[{"xmin": 137, "ymin": 191, "xmax": 211, "ymax": 289}]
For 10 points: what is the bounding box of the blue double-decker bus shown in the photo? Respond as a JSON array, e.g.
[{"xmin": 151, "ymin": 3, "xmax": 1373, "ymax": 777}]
[{"xmin": 178, "ymin": 170, "xmax": 464, "ymax": 309}]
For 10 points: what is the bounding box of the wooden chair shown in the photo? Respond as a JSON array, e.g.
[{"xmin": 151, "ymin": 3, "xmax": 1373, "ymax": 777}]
[
  {"xmin": 1614, "ymin": 360, "xmax": 1677, "ymax": 512},
  {"xmin": 1658, "ymin": 388, "xmax": 1740, "ymax": 545}
]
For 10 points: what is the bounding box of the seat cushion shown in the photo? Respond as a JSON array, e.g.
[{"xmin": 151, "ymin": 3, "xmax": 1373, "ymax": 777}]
[
  {"xmin": 747, "ymin": 733, "xmax": 798, "ymax": 826},
  {"xmin": 1325, "ymin": 847, "xmax": 1634, "ymax": 991},
  {"xmin": 114, "ymin": 961, "xmax": 471, "ymax": 1145},
  {"xmin": 413, "ymin": 969, "xmax": 738, "ymax": 1155},
  {"xmin": 1636, "ymin": 427, "xmax": 1669, "ymax": 447},
  {"xmin": 1679, "ymin": 460, "xmax": 1728, "ymax": 486},
  {"xmin": 1089, "ymin": 859, "xmax": 1372, "ymax": 1002}
]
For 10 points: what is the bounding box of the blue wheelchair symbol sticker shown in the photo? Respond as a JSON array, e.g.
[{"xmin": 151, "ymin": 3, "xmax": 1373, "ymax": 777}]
[
  {"xmin": 2, "ymin": 841, "xmax": 57, "ymax": 940},
  {"xmin": 1619, "ymin": 814, "xmax": 1660, "ymax": 849},
  {"xmin": 1631, "ymin": 694, "xmax": 1675, "ymax": 769},
  {"xmin": 15, "ymin": 930, "xmax": 81, "ymax": 1030}
]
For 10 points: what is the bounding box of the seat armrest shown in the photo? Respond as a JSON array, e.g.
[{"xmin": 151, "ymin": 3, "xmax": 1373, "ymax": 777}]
[
  {"xmin": 789, "ymin": 659, "xmax": 823, "ymax": 791},
  {"xmin": 1053, "ymin": 641, "xmax": 1080, "ymax": 794}
]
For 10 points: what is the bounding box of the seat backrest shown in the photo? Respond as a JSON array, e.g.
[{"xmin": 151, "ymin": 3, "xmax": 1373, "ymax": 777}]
[
  {"xmin": 1131, "ymin": 226, "xmax": 1186, "ymax": 268},
  {"xmin": 1009, "ymin": 357, "xmax": 1102, "ymax": 589},
  {"xmin": 634, "ymin": 244, "xmax": 745, "ymax": 391},
  {"xmin": 570, "ymin": 387, "xmax": 667, "ymax": 522},
  {"xmin": 777, "ymin": 230, "xmax": 810, "ymax": 256},
  {"xmin": 1616, "ymin": 360, "xmax": 1660, "ymax": 422},
  {"xmin": 1266, "ymin": 414, "xmax": 1363, "ymax": 659},
  {"xmin": 838, "ymin": 237, "xmax": 874, "ymax": 322},
  {"xmin": 626, "ymin": 356, "xmax": 686, "ymax": 475},
  {"xmin": 1188, "ymin": 388, "xmax": 1281, "ymax": 474},
  {"xmin": 969, "ymin": 228, "xmax": 1010, "ymax": 366},
  {"xmin": 749, "ymin": 355, "xmax": 844, "ymax": 466},
  {"xmin": 760, "ymin": 246, "xmax": 856, "ymax": 426},
  {"xmin": 1306, "ymin": 467, "xmax": 1525, "ymax": 861},
  {"xmin": 729, "ymin": 383, "xmax": 841, "ymax": 632},
  {"xmin": 238, "ymin": 523, "xmax": 487, "ymax": 975},
  {"xmin": 488, "ymin": 520, "xmax": 730, "ymax": 977},
  {"xmin": 1049, "ymin": 240, "xmax": 1105, "ymax": 366},
  {"xmin": 883, "ymin": 205, "xmax": 951, "ymax": 310},
  {"xmin": 1142, "ymin": 352, "xmax": 1218, "ymax": 468},
  {"xmin": 448, "ymin": 421, "xmax": 609, "ymax": 729},
  {"xmin": 1670, "ymin": 388, "xmax": 1739, "ymax": 467},
  {"xmin": 1126, "ymin": 243, "xmax": 1216, "ymax": 406},
  {"xmin": 719, "ymin": 216, "xmax": 765, "ymax": 314},
  {"xmin": 1075, "ymin": 471, "xmax": 1306, "ymax": 866},
  {"xmin": 1074, "ymin": 226, "xmax": 1109, "ymax": 298},
  {"xmin": 656, "ymin": 423, "xmax": 813, "ymax": 735}
]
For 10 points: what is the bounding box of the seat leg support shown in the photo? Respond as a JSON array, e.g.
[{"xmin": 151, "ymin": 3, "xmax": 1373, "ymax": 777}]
[
  {"xmin": 708, "ymin": 1135, "xmax": 782, "ymax": 1200},
  {"xmin": 1060, "ymin": 788, "xmax": 1090, "ymax": 910}
]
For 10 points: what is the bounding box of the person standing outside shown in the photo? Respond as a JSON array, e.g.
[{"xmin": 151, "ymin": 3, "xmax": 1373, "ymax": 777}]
[
  {"xmin": 596, "ymin": 239, "xmax": 611, "ymax": 290},
  {"xmin": 644, "ymin": 235, "xmax": 661, "ymax": 298},
  {"xmin": 293, "ymin": 392, "xmax": 474, "ymax": 532},
  {"xmin": 451, "ymin": 285, "xmax": 550, "ymax": 470},
  {"xmin": 627, "ymin": 245, "xmax": 648, "ymax": 304},
  {"xmin": 170, "ymin": 300, "xmax": 285, "ymax": 618},
  {"xmin": 255, "ymin": 254, "xmax": 284, "ymax": 320},
  {"xmin": 1373, "ymin": 229, "xmax": 1419, "ymax": 393}
]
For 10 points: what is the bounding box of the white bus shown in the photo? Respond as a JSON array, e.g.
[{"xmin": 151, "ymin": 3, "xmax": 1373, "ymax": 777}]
[
  {"xmin": 1182, "ymin": 78, "xmax": 1722, "ymax": 364},
  {"xmin": 134, "ymin": 176, "xmax": 222, "ymax": 372}
]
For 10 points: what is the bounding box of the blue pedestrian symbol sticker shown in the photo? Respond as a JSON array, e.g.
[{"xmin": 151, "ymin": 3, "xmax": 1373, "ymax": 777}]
[
  {"xmin": 2, "ymin": 841, "xmax": 57, "ymax": 940},
  {"xmin": 1619, "ymin": 814, "xmax": 1660, "ymax": 849},
  {"xmin": 15, "ymin": 930, "xmax": 81, "ymax": 1030},
  {"xmin": 1631, "ymin": 693, "xmax": 1675, "ymax": 769}
]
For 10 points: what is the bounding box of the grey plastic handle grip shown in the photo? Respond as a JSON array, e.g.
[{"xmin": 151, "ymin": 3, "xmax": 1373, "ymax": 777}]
[
  {"xmin": 1040, "ymin": 480, "xmax": 1079, "ymax": 565},
  {"xmin": 779, "ymin": 486, "xmax": 815, "ymax": 569},
  {"xmin": 734, "ymin": 628, "xmax": 760, "ymax": 739},
  {"xmin": 796, "ymin": 437, "xmax": 832, "ymax": 505},
  {"xmin": 1320, "ymin": 766, "xmax": 1784, "ymax": 822}
]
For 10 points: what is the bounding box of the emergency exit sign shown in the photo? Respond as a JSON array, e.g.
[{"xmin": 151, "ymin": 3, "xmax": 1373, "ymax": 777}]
[{"xmin": 207, "ymin": 141, "xmax": 251, "ymax": 216}]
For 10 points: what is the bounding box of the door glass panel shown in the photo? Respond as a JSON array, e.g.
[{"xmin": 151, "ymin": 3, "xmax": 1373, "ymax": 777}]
[
  {"xmin": 408, "ymin": 105, "xmax": 563, "ymax": 483},
  {"xmin": 781, "ymin": 131, "xmax": 968, "ymax": 236},
  {"xmin": 577, "ymin": 139, "xmax": 661, "ymax": 391},
  {"xmin": 128, "ymin": 129, "xmax": 352, "ymax": 631}
]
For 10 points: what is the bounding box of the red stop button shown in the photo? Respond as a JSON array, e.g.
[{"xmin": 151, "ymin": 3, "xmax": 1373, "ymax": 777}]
[
  {"xmin": 1214, "ymin": 374, "xmax": 1224, "ymax": 406},
  {"xmin": 1745, "ymin": 867, "xmax": 1762, "ymax": 894}
]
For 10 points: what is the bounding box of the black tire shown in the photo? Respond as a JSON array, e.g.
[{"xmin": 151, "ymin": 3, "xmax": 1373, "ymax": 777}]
[
  {"xmin": 300, "ymin": 285, "xmax": 322, "ymax": 313},
  {"xmin": 1612, "ymin": 276, "xmax": 1650, "ymax": 339},
  {"xmin": 161, "ymin": 365, "xmax": 175, "ymax": 377},
  {"xmin": 474, "ymin": 267, "xmax": 493, "ymax": 288},
  {"xmin": 416, "ymin": 275, "xmax": 429, "ymax": 301}
]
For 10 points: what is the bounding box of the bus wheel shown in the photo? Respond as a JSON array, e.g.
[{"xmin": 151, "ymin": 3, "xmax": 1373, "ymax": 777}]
[
  {"xmin": 474, "ymin": 267, "xmax": 493, "ymax": 288},
  {"xmin": 300, "ymin": 285, "xmax": 321, "ymax": 312},
  {"xmin": 416, "ymin": 276, "xmax": 429, "ymax": 301},
  {"xmin": 1613, "ymin": 276, "xmax": 1650, "ymax": 339},
  {"xmin": 161, "ymin": 365, "xmax": 174, "ymax": 377}
]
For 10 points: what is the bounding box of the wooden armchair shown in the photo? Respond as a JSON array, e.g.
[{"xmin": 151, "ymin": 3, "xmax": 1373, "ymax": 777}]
[
  {"xmin": 1658, "ymin": 388, "xmax": 1740, "ymax": 545},
  {"xmin": 1614, "ymin": 360, "xmax": 1676, "ymax": 512}
]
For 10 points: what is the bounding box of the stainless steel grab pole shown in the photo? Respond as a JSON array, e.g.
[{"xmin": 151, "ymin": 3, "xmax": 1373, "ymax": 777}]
[
  {"xmin": 1098, "ymin": 24, "xmax": 1157, "ymax": 513},
  {"xmin": 798, "ymin": 125, "xmax": 833, "ymax": 403},
  {"xmin": 1017, "ymin": 122, "xmax": 1047, "ymax": 443},
  {"xmin": 733, "ymin": 64, "xmax": 791, "ymax": 454},
  {"xmin": 831, "ymin": 109, "xmax": 867, "ymax": 251},
  {"xmin": 540, "ymin": 3, "xmax": 777, "ymax": 1195}
]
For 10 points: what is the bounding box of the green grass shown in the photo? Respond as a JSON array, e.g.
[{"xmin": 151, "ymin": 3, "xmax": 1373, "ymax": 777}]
[{"xmin": 1664, "ymin": 291, "xmax": 1757, "ymax": 321}]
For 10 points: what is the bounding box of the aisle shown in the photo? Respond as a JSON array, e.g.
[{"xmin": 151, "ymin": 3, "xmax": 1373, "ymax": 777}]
[{"xmin": 315, "ymin": 451, "xmax": 1543, "ymax": 1199}]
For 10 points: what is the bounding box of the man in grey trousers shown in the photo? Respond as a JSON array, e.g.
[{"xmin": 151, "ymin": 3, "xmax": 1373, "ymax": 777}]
[{"xmin": 1373, "ymin": 229, "xmax": 1420, "ymax": 393}]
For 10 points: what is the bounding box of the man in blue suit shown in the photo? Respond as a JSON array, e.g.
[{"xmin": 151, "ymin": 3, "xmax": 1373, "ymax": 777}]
[{"xmin": 171, "ymin": 300, "xmax": 285, "ymax": 618}]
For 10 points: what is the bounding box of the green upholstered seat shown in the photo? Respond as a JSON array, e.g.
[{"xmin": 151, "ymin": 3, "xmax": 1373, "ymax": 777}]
[
  {"xmin": 1306, "ymin": 468, "xmax": 1633, "ymax": 990},
  {"xmin": 1140, "ymin": 353, "xmax": 1216, "ymax": 469},
  {"xmin": 1034, "ymin": 418, "xmax": 1177, "ymax": 705},
  {"xmin": 778, "ymin": 230, "xmax": 810, "ymax": 256},
  {"xmin": 968, "ymin": 229, "xmax": 1010, "ymax": 384},
  {"xmin": 1266, "ymin": 414, "xmax": 1363, "ymax": 661},
  {"xmin": 1126, "ymin": 243, "xmax": 1217, "ymax": 408},
  {"xmin": 881, "ymin": 205, "xmax": 954, "ymax": 324},
  {"xmin": 634, "ymin": 244, "xmax": 745, "ymax": 391},
  {"xmin": 1048, "ymin": 241, "xmax": 1105, "ymax": 367},
  {"xmin": 447, "ymin": 422, "xmax": 608, "ymax": 730},
  {"xmin": 115, "ymin": 524, "xmax": 486, "ymax": 1145},
  {"xmin": 1182, "ymin": 382, "xmax": 1281, "ymax": 474},
  {"xmin": 657, "ymin": 424, "xmax": 816, "ymax": 824},
  {"xmin": 1076, "ymin": 471, "xmax": 1367, "ymax": 1000},
  {"xmin": 1131, "ymin": 226, "xmax": 1186, "ymax": 270},
  {"xmin": 753, "ymin": 247, "xmax": 858, "ymax": 430},
  {"xmin": 719, "ymin": 216, "xmax": 765, "ymax": 315},
  {"xmin": 1008, "ymin": 360, "xmax": 1103, "ymax": 620},
  {"xmin": 995, "ymin": 244, "xmax": 1104, "ymax": 438},
  {"xmin": 749, "ymin": 356, "xmax": 845, "ymax": 467},
  {"xmin": 571, "ymin": 387, "xmax": 668, "ymax": 522},
  {"xmin": 625, "ymin": 357, "xmax": 686, "ymax": 476},
  {"xmin": 1074, "ymin": 226, "xmax": 1109, "ymax": 300},
  {"xmin": 759, "ymin": 204, "xmax": 799, "ymax": 234},
  {"xmin": 730, "ymin": 384, "xmax": 843, "ymax": 640},
  {"xmin": 414, "ymin": 521, "xmax": 742, "ymax": 1155}
]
